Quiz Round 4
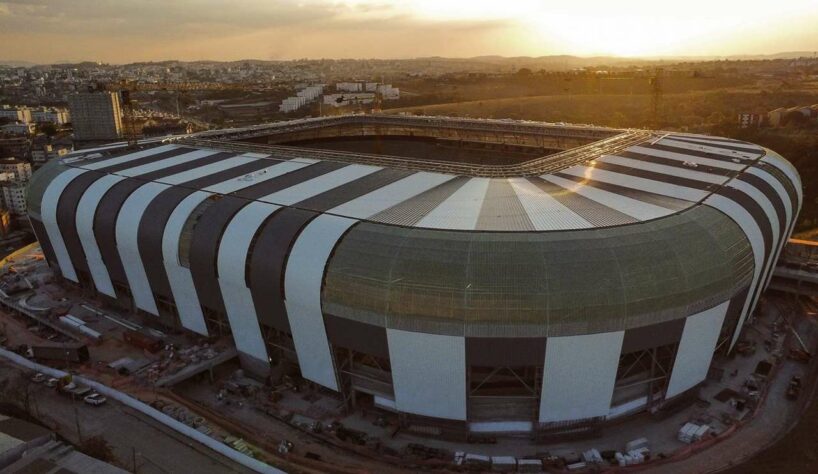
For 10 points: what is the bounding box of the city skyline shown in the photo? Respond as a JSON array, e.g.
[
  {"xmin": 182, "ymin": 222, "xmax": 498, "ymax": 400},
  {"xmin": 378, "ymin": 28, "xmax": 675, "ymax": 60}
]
[{"xmin": 1, "ymin": 0, "xmax": 817, "ymax": 64}]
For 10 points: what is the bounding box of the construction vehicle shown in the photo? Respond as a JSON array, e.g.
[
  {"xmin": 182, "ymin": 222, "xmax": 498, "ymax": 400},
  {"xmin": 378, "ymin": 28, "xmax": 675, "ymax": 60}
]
[{"xmin": 95, "ymin": 80, "xmax": 270, "ymax": 148}]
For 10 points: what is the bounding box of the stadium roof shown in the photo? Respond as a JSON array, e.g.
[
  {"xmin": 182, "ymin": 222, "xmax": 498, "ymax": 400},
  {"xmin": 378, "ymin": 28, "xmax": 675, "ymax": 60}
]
[{"xmin": 32, "ymin": 125, "xmax": 785, "ymax": 234}]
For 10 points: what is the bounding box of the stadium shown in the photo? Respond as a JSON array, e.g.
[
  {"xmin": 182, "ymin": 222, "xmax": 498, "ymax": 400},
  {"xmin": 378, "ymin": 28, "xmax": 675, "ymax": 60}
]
[{"xmin": 26, "ymin": 114, "xmax": 800, "ymax": 434}]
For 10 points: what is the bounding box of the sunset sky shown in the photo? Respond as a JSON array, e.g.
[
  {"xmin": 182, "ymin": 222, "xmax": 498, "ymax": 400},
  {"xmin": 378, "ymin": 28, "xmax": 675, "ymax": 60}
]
[{"xmin": 1, "ymin": 0, "xmax": 817, "ymax": 63}]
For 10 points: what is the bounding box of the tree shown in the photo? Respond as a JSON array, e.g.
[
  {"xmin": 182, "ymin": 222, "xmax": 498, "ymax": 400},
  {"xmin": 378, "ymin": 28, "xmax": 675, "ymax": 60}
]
[{"xmin": 37, "ymin": 123, "xmax": 57, "ymax": 136}]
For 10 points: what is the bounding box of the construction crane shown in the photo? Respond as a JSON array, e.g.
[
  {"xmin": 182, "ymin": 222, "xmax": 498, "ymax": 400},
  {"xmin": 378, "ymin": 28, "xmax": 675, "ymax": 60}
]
[
  {"xmin": 649, "ymin": 68, "xmax": 663, "ymax": 129},
  {"xmin": 96, "ymin": 80, "xmax": 269, "ymax": 148}
]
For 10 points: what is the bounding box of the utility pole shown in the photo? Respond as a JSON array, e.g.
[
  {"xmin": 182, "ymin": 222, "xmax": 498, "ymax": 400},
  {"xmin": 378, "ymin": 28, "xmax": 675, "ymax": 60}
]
[{"xmin": 73, "ymin": 404, "xmax": 83, "ymax": 444}]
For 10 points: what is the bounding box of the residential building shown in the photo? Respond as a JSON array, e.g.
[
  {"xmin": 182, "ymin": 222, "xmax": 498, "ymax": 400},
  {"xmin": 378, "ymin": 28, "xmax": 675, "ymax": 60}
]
[
  {"xmin": 31, "ymin": 107, "xmax": 70, "ymax": 125},
  {"xmin": 0, "ymin": 136, "xmax": 30, "ymax": 160},
  {"xmin": 67, "ymin": 91, "xmax": 123, "ymax": 141},
  {"xmin": 0, "ymin": 180, "xmax": 28, "ymax": 215},
  {"xmin": 0, "ymin": 157, "xmax": 33, "ymax": 181},
  {"xmin": 31, "ymin": 144, "xmax": 70, "ymax": 166},
  {"xmin": 0, "ymin": 106, "xmax": 32, "ymax": 123},
  {"xmin": 738, "ymin": 113, "xmax": 763, "ymax": 128},
  {"xmin": 0, "ymin": 122, "xmax": 36, "ymax": 135}
]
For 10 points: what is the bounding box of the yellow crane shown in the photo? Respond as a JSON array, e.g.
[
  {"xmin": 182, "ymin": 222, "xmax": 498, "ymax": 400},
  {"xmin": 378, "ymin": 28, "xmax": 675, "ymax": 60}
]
[{"xmin": 96, "ymin": 80, "xmax": 269, "ymax": 148}]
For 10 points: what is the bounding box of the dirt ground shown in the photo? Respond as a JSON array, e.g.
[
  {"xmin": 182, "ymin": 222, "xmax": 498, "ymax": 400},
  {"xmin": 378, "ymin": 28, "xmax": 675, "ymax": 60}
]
[{"xmin": 723, "ymin": 392, "xmax": 818, "ymax": 473}]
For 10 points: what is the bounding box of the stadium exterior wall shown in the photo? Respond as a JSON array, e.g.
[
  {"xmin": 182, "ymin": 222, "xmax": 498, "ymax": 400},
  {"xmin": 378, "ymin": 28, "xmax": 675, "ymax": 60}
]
[{"xmin": 24, "ymin": 123, "xmax": 801, "ymax": 431}]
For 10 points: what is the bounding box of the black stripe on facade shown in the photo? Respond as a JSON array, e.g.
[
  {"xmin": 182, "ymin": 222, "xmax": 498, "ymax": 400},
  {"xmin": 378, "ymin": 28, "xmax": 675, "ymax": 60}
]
[
  {"xmin": 668, "ymin": 134, "xmax": 747, "ymax": 145},
  {"xmin": 94, "ymin": 152, "xmax": 229, "ymax": 297},
  {"xmin": 295, "ymin": 169, "xmax": 414, "ymax": 212},
  {"xmin": 324, "ymin": 315, "xmax": 389, "ymax": 359},
  {"xmin": 188, "ymin": 161, "xmax": 348, "ymax": 315},
  {"xmin": 137, "ymin": 157, "xmax": 274, "ymax": 305},
  {"xmin": 66, "ymin": 146, "xmax": 195, "ymax": 170},
  {"xmin": 53, "ymin": 148, "xmax": 198, "ymax": 286},
  {"xmin": 370, "ymin": 176, "xmax": 469, "ymax": 226},
  {"xmin": 715, "ymin": 187, "xmax": 773, "ymax": 259},
  {"xmin": 248, "ymin": 207, "xmax": 318, "ymax": 332},
  {"xmin": 645, "ymin": 142, "xmax": 758, "ymax": 162},
  {"xmin": 466, "ymin": 337, "xmax": 546, "ymax": 367},
  {"xmin": 736, "ymin": 174, "xmax": 786, "ymax": 235},
  {"xmin": 754, "ymin": 163, "xmax": 798, "ymax": 219},
  {"xmin": 55, "ymin": 171, "xmax": 103, "ymax": 276},
  {"xmin": 527, "ymin": 177, "xmax": 637, "ymax": 227},
  {"xmin": 592, "ymin": 161, "xmax": 715, "ymax": 192},
  {"xmin": 621, "ymin": 319, "xmax": 685, "ymax": 354},
  {"xmin": 723, "ymin": 287, "xmax": 750, "ymax": 347},
  {"xmin": 553, "ymin": 172, "xmax": 693, "ymax": 211},
  {"xmin": 29, "ymin": 218, "xmax": 58, "ymax": 269},
  {"xmin": 713, "ymin": 187, "xmax": 775, "ymax": 318}
]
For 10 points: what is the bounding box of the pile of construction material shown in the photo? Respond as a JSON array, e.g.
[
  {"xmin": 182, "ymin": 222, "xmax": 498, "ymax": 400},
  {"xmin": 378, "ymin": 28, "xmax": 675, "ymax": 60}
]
[
  {"xmin": 452, "ymin": 452, "xmax": 544, "ymax": 472},
  {"xmin": 678, "ymin": 422, "xmax": 711, "ymax": 444},
  {"xmin": 57, "ymin": 313, "xmax": 102, "ymax": 341},
  {"xmin": 144, "ymin": 342, "xmax": 221, "ymax": 381},
  {"xmin": 614, "ymin": 438, "xmax": 651, "ymax": 466}
]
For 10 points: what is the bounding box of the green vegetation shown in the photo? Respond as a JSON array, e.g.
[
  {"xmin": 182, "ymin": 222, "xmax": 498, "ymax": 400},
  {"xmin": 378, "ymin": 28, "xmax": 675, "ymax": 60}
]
[{"xmin": 387, "ymin": 87, "xmax": 818, "ymax": 232}]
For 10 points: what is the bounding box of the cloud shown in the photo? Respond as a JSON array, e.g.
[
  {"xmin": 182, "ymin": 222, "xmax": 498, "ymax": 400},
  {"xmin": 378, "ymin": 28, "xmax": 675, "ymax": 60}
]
[{"xmin": 0, "ymin": 0, "xmax": 513, "ymax": 62}]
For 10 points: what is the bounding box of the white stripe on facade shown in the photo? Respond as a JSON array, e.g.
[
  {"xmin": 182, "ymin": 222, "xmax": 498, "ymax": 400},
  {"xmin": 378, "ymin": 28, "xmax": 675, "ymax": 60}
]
[
  {"xmin": 387, "ymin": 329, "xmax": 467, "ymax": 421},
  {"xmin": 115, "ymin": 155, "xmax": 264, "ymax": 315},
  {"xmin": 415, "ymin": 177, "xmax": 491, "ymax": 230},
  {"xmin": 284, "ymin": 214, "xmax": 357, "ymax": 391},
  {"xmin": 329, "ymin": 172, "xmax": 454, "ymax": 219},
  {"xmin": 259, "ymin": 164, "xmax": 381, "ymax": 206},
  {"xmin": 76, "ymin": 175, "xmax": 127, "ymax": 297},
  {"xmin": 508, "ymin": 177, "xmax": 593, "ymax": 230},
  {"xmin": 703, "ymin": 195, "xmax": 765, "ymax": 350},
  {"xmin": 77, "ymin": 144, "xmax": 178, "ymax": 170},
  {"xmin": 165, "ymin": 160, "xmax": 316, "ymax": 335},
  {"xmin": 44, "ymin": 145, "xmax": 188, "ymax": 284},
  {"xmin": 745, "ymin": 166, "xmax": 795, "ymax": 291},
  {"xmin": 41, "ymin": 168, "xmax": 87, "ymax": 282},
  {"xmin": 217, "ymin": 202, "xmax": 282, "ymax": 363},
  {"xmin": 539, "ymin": 331, "xmax": 624, "ymax": 423},
  {"xmin": 762, "ymin": 153, "xmax": 803, "ymax": 205},
  {"xmin": 665, "ymin": 301, "xmax": 729, "ymax": 397},
  {"xmin": 726, "ymin": 179, "xmax": 782, "ymax": 313},
  {"xmin": 542, "ymin": 175, "xmax": 674, "ymax": 221}
]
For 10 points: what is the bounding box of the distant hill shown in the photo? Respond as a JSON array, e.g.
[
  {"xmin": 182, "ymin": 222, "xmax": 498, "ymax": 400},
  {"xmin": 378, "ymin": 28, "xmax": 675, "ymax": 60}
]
[
  {"xmin": 4, "ymin": 51, "xmax": 817, "ymax": 69},
  {"xmin": 0, "ymin": 60, "xmax": 38, "ymax": 67}
]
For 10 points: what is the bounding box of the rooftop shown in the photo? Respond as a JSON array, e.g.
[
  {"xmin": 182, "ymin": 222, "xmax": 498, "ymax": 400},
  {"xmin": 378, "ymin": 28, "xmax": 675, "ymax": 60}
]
[{"xmin": 47, "ymin": 115, "xmax": 775, "ymax": 233}]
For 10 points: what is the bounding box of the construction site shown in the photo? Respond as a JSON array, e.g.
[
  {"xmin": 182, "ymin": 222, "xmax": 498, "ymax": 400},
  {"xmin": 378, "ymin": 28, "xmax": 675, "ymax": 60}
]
[
  {"xmin": 0, "ymin": 113, "xmax": 811, "ymax": 472},
  {"xmin": 1, "ymin": 242, "xmax": 817, "ymax": 472}
]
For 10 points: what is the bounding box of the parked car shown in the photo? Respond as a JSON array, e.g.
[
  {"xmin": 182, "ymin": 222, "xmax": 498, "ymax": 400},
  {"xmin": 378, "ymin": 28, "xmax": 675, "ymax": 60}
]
[
  {"xmin": 83, "ymin": 393, "xmax": 107, "ymax": 406},
  {"xmin": 45, "ymin": 377, "xmax": 58, "ymax": 388},
  {"xmin": 30, "ymin": 373, "xmax": 46, "ymax": 383}
]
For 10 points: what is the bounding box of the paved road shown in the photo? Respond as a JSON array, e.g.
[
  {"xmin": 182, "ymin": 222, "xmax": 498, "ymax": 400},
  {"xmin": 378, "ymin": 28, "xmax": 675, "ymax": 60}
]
[{"xmin": 0, "ymin": 361, "xmax": 256, "ymax": 474}]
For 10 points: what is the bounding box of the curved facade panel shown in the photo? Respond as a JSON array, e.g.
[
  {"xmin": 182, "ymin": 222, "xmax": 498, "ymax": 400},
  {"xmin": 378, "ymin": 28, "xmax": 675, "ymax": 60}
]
[
  {"xmin": 323, "ymin": 206, "xmax": 753, "ymax": 337},
  {"xmin": 25, "ymin": 116, "xmax": 801, "ymax": 429}
]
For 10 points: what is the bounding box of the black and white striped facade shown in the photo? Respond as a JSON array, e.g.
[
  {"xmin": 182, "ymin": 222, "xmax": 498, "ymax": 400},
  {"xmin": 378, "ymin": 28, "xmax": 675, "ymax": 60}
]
[{"xmin": 26, "ymin": 117, "xmax": 801, "ymax": 431}]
